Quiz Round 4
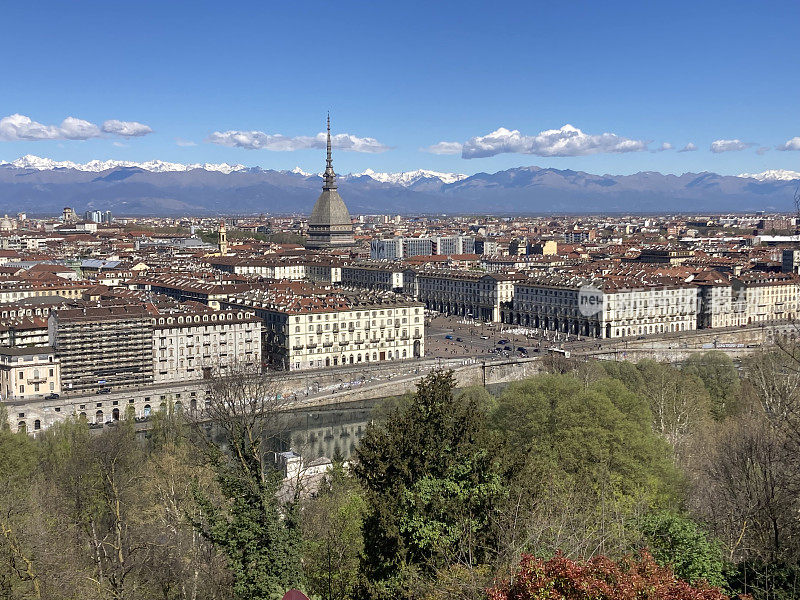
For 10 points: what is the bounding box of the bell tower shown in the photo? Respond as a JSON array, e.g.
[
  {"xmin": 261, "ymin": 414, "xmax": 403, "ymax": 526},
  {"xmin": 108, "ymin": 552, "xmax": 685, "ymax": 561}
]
[{"xmin": 218, "ymin": 220, "xmax": 228, "ymax": 255}]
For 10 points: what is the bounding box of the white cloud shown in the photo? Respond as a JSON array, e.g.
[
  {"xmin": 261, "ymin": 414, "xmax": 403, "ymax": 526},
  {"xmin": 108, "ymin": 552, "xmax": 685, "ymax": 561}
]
[
  {"xmin": 678, "ymin": 142, "xmax": 697, "ymax": 152},
  {"xmin": 207, "ymin": 130, "xmax": 390, "ymax": 153},
  {"xmin": 654, "ymin": 142, "xmax": 673, "ymax": 152},
  {"xmin": 756, "ymin": 146, "xmax": 770, "ymax": 155},
  {"xmin": 175, "ymin": 137, "xmax": 197, "ymax": 147},
  {"xmin": 460, "ymin": 124, "xmax": 649, "ymax": 158},
  {"xmin": 777, "ymin": 136, "xmax": 800, "ymax": 151},
  {"xmin": 422, "ymin": 141, "xmax": 463, "ymax": 155},
  {"xmin": 0, "ymin": 113, "xmax": 152, "ymax": 141},
  {"xmin": 710, "ymin": 139, "xmax": 753, "ymax": 153},
  {"xmin": 0, "ymin": 113, "xmax": 99, "ymax": 141},
  {"xmin": 59, "ymin": 117, "xmax": 102, "ymax": 139},
  {"xmin": 102, "ymin": 120, "xmax": 153, "ymax": 137}
]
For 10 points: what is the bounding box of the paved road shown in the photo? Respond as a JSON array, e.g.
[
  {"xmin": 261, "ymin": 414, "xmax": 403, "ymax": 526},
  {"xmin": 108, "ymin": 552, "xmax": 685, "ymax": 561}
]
[{"xmin": 425, "ymin": 315, "xmax": 541, "ymax": 360}]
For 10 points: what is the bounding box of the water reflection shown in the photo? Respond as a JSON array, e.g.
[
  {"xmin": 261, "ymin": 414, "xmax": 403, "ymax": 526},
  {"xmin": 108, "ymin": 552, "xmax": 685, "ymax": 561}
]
[{"xmin": 274, "ymin": 399, "xmax": 379, "ymax": 461}]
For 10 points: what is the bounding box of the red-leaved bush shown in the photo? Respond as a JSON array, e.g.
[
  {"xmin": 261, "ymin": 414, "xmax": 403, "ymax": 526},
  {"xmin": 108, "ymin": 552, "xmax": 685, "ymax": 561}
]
[{"xmin": 487, "ymin": 551, "xmax": 735, "ymax": 600}]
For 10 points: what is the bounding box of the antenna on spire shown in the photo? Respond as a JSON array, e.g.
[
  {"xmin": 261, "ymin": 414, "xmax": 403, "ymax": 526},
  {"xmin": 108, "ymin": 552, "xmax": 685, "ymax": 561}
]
[{"xmin": 323, "ymin": 112, "xmax": 336, "ymax": 190}]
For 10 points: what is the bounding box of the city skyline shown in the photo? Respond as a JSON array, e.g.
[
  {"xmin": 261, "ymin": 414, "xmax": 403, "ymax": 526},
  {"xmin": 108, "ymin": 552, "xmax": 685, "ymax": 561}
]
[{"xmin": 1, "ymin": 0, "xmax": 799, "ymax": 179}]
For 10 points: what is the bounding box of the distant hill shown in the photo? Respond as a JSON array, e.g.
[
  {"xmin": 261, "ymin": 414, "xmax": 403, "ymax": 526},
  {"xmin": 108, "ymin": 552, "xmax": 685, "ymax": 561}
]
[{"xmin": 0, "ymin": 155, "xmax": 797, "ymax": 216}]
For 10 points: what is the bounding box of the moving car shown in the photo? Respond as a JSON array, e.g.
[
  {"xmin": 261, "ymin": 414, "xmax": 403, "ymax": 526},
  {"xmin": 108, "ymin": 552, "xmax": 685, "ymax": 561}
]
[
  {"xmin": 498, "ymin": 339, "xmax": 509, "ymax": 345},
  {"xmin": 45, "ymin": 393, "xmax": 60, "ymax": 399},
  {"xmin": 455, "ymin": 337, "xmax": 463, "ymax": 342},
  {"xmin": 480, "ymin": 335, "xmax": 489, "ymax": 339},
  {"xmin": 445, "ymin": 335, "xmax": 453, "ymax": 340}
]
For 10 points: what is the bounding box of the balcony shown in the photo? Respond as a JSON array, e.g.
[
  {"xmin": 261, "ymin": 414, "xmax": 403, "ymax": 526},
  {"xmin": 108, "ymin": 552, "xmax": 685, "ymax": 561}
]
[
  {"xmin": 339, "ymin": 341, "xmax": 349, "ymax": 346},
  {"xmin": 292, "ymin": 345, "xmax": 304, "ymax": 351},
  {"xmin": 323, "ymin": 342, "xmax": 333, "ymax": 348},
  {"xmin": 307, "ymin": 343, "xmax": 317, "ymax": 349}
]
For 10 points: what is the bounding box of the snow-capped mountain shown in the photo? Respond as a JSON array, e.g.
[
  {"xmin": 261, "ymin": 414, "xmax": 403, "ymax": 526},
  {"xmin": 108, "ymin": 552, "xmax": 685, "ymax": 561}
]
[
  {"xmin": 738, "ymin": 169, "xmax": 800, "ymax": 182},
  {"xmin": 351, "ymin": 168, "xmax": 468, "ymax": 186},
  {"xmin": 288, "ymin": 166, "xmax": 319, "ymax": 177},
  {"xmin": 0, "ymin": 154, "xmax": 248, "ymax": 174},
  {"xmin": 285, "ymin": 166, "xmax": 467, "ymax": 186},
  {"xmin": 0, "ymin": 155, "xmax": 466, "ymax": 186},
  {"xmin": 1, "ymin": 154, "xmax": 798, "ymax": 215}
]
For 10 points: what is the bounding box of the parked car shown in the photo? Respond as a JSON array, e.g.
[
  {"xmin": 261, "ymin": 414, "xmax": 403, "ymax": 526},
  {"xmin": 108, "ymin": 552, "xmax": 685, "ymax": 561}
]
[
  {"xmin": 504, "ymin": 345, "xmax": 512, "ymax": 351},
  {"xmin": 480, "ymin": 335, "xmax": 489, "ymax": 340},
  {"xmin": 455, "ymin": 337, "xmax": 463, "ymax": 342},
  {"xmin": 445, "ymin": 335, "xmax": 453, "ymax": 340},
  {"xmin": 517, "ymin": 346, "xmax": 527, "ymax": 353},
  {"xmin": 45, "ymin": 393, "xmax": 60, "ymax": 399},
  {"xmin": 96, "ymin": 388, "xmax": 112, "ymax": 395},
  {"xmin": 498, "ymin": 339, "xmax": 509, "ymax": 345}
]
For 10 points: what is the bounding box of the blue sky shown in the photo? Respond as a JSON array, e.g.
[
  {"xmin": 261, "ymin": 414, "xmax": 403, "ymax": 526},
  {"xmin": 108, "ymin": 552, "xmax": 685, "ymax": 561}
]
[{"xmin": 1, "ymin": 0, "xmax": 799, "ymax": 176}]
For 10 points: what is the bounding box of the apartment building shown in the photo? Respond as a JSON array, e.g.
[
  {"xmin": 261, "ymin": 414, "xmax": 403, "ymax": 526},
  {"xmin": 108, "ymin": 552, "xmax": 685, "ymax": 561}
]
[
  {"xmin": 208, "ymin": 257, "xmax": 306, "ymax": 280},
  {"xmin": 369, "ymin": 236, "xmax": 476, "ymax": 260},
  {"xmin": 509, "ymin": 274, "xmax": 698, "ymax": 338},
  {"xmin": 509, "ymin": 276, "xmax": 604, "ymax": 337},
  {"xmin": 0, "ymin": 281, "xmax": 91, "ymax": 304},
  {"xmin": 405, "ymin": 269, "xmax": 523, "ymax": 322},
  {"xmin": 132, "ymin": 276, "xmax": 254, "ymax": 309},
  {"xmin": 0, "ymin": 346, "xmax": 61, "ymax": 403},
  {"xmin": 340, "ymin": 263, "xmax": 404, "ymax": 292},
  {"xmin": 303, "ymin": 258, "xmax": 343, "ymax": 284},
  {"xmin": 151, "ymin": 307, "xmax": 262, "ymax": 383},
  {"xmin": 48, "ymin": 304, "xmax": 154, "ymax": 393},
  {"xmin": 224, "ymin": 287, "xmax": 424, "ymax": 371},
  {"xmin": 733, "ymin": 271, "xmax": 799, "ymax": 324},
  {"xmin": 602, "ymin": 279, "xmax": 698, "ymax": 338}
]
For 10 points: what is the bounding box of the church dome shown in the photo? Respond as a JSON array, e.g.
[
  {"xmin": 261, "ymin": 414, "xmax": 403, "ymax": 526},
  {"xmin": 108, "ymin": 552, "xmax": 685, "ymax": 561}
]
[{"xmin": 309, "ymin": 188, "xmax": 352, "ymax": 226}]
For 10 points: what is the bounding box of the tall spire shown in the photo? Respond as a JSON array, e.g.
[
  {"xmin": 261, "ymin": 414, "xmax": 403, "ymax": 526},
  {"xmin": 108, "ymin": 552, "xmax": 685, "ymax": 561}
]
[{"xmin": 323, "ymin": 112, "xmax": 337, "ymax": 190}]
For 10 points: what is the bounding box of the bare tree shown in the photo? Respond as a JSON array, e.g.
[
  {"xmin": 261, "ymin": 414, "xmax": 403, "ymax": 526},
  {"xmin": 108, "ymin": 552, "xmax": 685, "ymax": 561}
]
[
  {"xmin": 189, "ymin": 361, "xmax": 305, "ymax": 599},
  {"xmin": 198, "ymin": 361, "xmax": 285, "ymax": 483}
]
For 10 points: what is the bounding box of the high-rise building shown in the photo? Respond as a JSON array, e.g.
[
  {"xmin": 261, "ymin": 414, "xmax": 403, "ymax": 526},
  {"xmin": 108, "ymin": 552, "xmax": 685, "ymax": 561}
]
[
  {"xmin": 83, "ymin": 210, "xmax": 113, "ymax": 224},
  {"xmin": 306, "ymin": 115, "xmax": 355, "ymax": 249}
]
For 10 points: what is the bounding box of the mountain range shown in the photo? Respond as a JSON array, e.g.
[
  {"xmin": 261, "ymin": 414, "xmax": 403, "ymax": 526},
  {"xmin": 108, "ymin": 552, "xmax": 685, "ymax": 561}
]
[{"xmin": 0, "ymin": 155, "xmax": 798, "ymax": 216}]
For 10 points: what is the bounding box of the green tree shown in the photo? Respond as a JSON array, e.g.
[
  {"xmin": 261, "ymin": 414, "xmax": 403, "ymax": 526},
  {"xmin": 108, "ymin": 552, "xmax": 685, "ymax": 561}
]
[
  {"xmin": 302, "ymin": 462, "xmax": 366, "ymax": 600},
  {"xmin": 490, "ymin": 374, "xmax": 682, "ymax": 563},
  {"xmin": 492, "ymin": 374, "xmax": 679, "ymax": 501},
  {"xmin": 682, "ymin": 351, "xmax": 741, "ymax": 420},
  {"xmin": 0, "ymin": 414, "xmax": 41, "ymax": 599},
  {"xmin": 639, "ymin": 511, "xmax": 727, "ymax": 588},
  {"xmin": 354, "ymin": 370, "xmax": 504, "ymax": 599}
]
